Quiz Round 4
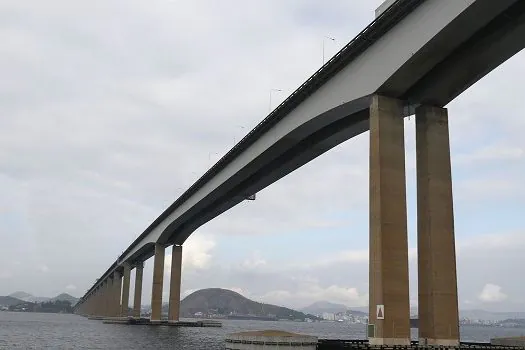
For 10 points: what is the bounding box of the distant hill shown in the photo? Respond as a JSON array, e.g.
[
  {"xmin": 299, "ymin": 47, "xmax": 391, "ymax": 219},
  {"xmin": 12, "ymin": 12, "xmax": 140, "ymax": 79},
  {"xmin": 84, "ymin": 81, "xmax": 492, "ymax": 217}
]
[
  {"xmin": 6, "ymin": 292, "xmax": 78, "ymax": 305},
  {"xmin": 301, "ymin": 301, "xmax": 367, "ymax": 316},
  {"xmin": 9, "ymin": 291, "xmax": 32, "ymax": 300},
  {"xmin": 179, "ymin": 288, "xmax": 320, "ymax": 321},
  {"xmin": 302, "ymin": 301, "xmax": 348, "ymax": 314},
  {"xmin": 50, "ymin": 293, "xmax": 79, "ymax": 305},
  {"xmin": 0, "ymin": 296, "xmax": 25, "ymax": 307},
  {"xmin": 8, "ymin": 291, "xmax": 50, "ymax": 303},
  {"xmin": 460, "ymin": 309, "xmax": 525, "ymax": 321}
]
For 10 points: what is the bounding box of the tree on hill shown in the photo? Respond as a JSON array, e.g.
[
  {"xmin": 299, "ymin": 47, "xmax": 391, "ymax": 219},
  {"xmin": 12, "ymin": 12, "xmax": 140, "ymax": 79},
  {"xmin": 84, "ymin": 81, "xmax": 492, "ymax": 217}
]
[{"xmin": 35, "ymin": 300, "xmax": 73, "ymax": 314}]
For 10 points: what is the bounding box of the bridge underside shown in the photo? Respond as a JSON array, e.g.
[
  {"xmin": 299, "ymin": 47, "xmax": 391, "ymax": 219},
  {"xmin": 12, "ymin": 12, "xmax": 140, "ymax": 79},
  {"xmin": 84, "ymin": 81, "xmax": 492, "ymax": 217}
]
[
  {"xmin": 77, "ymin": 0, "xmax": 525, "ymax": 346},
  {"xmin": 158, "ymin": 0, "xmax": 525, "ymax": 248}
]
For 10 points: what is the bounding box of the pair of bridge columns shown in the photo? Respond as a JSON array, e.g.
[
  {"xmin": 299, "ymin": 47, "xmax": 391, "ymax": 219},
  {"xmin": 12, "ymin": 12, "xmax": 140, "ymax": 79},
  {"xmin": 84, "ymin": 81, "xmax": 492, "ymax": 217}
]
[
  {"xmin": 149, "ymin": 244, "xmax": 183, "ymax": 323},
  {"xmin": 368, "ymin": 95, "xmax": 459, "ymax": 346}
]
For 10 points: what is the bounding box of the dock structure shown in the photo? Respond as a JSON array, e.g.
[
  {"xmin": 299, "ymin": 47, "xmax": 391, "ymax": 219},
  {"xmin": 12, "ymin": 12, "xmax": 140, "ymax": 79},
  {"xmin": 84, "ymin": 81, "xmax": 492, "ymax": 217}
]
[
  {"xmin": 491, "ymin": 337, "xmax": 525, "ymax": 348},
  {"xmin": 317, "ymin": 339, "xmax": 525, "ymax": 349},
  {"xmin": 85, "ymin": 316, "xmax": 221, "ymax": 327}
]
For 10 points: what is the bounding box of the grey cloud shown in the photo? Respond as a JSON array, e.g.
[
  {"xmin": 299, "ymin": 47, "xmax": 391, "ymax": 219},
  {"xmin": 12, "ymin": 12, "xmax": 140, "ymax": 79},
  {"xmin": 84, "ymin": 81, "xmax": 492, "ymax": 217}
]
[{"xmin": 166, "ymin": 231, "xmax": 525, "ymax": 311}]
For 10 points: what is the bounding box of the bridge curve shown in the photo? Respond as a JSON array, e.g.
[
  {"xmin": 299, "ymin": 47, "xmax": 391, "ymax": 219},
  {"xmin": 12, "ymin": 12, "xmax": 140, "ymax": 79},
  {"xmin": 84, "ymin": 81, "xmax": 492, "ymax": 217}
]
[{"xmin": 84, "ymin": 0, "xmax": 525, "ymax": 301}]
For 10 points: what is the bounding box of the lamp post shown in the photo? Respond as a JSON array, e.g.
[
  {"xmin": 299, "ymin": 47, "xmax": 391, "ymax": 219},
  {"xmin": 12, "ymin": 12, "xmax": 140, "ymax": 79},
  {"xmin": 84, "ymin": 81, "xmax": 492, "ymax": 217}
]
[
  {"xmin": 233, "ymin": 125, "xmax": 246, "ymax": 144},
  {"xmin": 322, "ymin": 36, "xmax": 336, "ymax": 65},
  {"xmin": 269, "ymin": 88, "xmax": 283, "ymax": 113},
  {"xmin": 208, "ymin": 152, "xmax": 219, "ymax": 168}
]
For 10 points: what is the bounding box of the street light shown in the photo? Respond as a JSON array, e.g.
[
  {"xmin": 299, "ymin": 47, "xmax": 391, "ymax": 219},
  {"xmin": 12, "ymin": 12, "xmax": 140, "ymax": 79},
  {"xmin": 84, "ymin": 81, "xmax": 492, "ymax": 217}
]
[
  {"xmin": 269, "ymin": 88, "xmax": 283, "ymax": 112},
  {"xmin": 322, "ymin": 36, "xmax": 336, "ymax": 65},
  {"xmin": 233, "ymin": 125, "xmax": 246, "ymax": 144},
  {"xmin": 208, "ymin": 152, "xmax": 219, "ymax": 168},
  {"xmin": 208, "ymin": 152, "xmax": 219, "ymax": 162}
]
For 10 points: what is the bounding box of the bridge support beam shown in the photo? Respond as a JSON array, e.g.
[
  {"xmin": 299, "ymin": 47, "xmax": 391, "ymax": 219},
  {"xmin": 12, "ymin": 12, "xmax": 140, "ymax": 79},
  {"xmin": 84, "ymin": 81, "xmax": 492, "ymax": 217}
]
[
  {"xmin": 133, "ymin": 262, "xmax": 144, "ymax": 318},
  {"xmin": 368, "ymin": 95, "xmax": 410, "ymax": 346},
  {"xmin": 88, "ymin": 292, "xmax": 93, "ymax": 316},
  {"xmin": 151, "ymin": 243, "xmax": 165, "ymax": 323},
  {"xmin": 103, "ymin": 279, "xmax": 111, "ymax": 317},
  {"xmin": 89, "ymin": 292, "xmax": 94, "ymax": 316},
  {"xmin": 101, "ymin": 282, "xmax": 108, "ymax": 316},
  {"xmin": 121, "ymin": 263, "xmax": 131, "ymax": 317},
  {"xmin": 416, "ymin": 105, "xmax": 459, "ymax": 346},
  {"xmin": 112, "ymin": 272, "xmax": 122, "ymax": 317},
  {"xmin": 108, "ymin": 275, "xmax": 115, "ymax": 317},
  {"xmin": 168, "ymin": 245, "xmax": 183, "ymax": 323}
]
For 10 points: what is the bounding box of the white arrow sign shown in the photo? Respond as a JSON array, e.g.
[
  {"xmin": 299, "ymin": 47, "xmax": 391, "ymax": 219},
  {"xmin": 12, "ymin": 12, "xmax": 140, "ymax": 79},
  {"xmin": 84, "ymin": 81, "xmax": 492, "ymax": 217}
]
[{"xmin": 376, "ymin": 304, "xmax": 385, "ymax": 320}]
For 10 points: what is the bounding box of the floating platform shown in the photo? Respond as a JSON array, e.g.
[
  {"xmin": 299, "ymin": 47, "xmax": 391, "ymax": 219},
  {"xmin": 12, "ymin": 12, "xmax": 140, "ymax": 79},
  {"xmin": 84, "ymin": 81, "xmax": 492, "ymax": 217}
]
[
  {"xmin": 226, "ymin": 330, "xmax": 317, "ymax": 350},
  {"xmin": 101, "ymin": 317, "xmax": 222, "ymax": 327},
  {"xmin": 87, "ymin": 316, "xmax": 106, "ymax": 320}
]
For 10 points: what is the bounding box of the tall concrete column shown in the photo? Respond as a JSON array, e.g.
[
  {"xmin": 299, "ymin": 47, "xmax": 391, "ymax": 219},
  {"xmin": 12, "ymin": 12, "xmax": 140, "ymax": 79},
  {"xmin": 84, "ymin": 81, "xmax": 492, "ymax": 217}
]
[
  {"xmin": 113, "ymin": 272, "xmax": 123, "ymax": 317},
  {"xmin": 368, "ymin": 95, "xmax": 410, "ymax": 346},
  {"xmin": 103, "ymin": 279, "xmax": 111, "ymax": 317},
  {"xmin": 416, "ymin": 105, "xmax": 459, "ymax": 346},
  {"xmin": 95, "ymin": 287, "xmax": 101, "ymax": 316},
  {"xmin": 168, "ymin": 245, "xmax": 183, "ymax": 323},
  {"xmin": 89, "ymin": 293, "xmax": 94, "ymax": 316},
  {"xmin": 150, "ymin": 243, "xmax": 165, "ymax": 322},
  {"xmin": 121, "ymin": 264, "xmax": 131, "ymax": 317},
  {"xmin": 81, "ymin": 299, "xmax": 86, "ymax": 316},
  {"xmin": 133, "ymin": 262, "xmax": 144, "ymax": 318},
  {"xmin": 97, "ymin": 287, "xmax": 103, "ymax": 316},
  {"xmin": 107, "ymin": 277, "xmax": 114, "ymax": 317},
  {"xmin": 98, "ymin": 284, "xmax": 103, "ymax": 316}
]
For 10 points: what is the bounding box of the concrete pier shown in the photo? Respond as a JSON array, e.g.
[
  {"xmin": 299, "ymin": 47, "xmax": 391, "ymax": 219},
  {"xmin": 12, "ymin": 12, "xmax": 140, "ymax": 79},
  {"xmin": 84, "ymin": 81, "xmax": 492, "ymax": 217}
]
[
  {"xmin": 133, "ymin": 262, "xmax": 143, "ymax": 318},
  {"xmin": 416, "ymin": 105, "xmax": 459, "ymax": 346},
  {"xmin": 168, "ymin": 245, "xmax": 183, "ymax": 323},
  {"xmin": 150, "ymin": 243, "xmax": 165, "ymax": 323},
  {"xmin": 112, "ymin": 272, "xmax": 122, "ymax": 317},
  {"xmin": 368, "ymin": 95, "xmax": 410, "ymax": 345},
  {"xmin": 103, "ymin": 279, "xmax": 110, "ymax": 317},
  {"xmin": 121, "ymin": 264, "xmax": 131, "ymax": 317}
]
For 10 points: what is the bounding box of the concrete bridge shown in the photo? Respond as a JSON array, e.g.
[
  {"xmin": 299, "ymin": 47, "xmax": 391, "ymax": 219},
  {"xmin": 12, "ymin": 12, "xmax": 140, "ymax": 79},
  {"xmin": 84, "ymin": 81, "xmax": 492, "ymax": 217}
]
[{"xmin": 74, "ymin": 0, "xmax": 525, "ymax": 346}]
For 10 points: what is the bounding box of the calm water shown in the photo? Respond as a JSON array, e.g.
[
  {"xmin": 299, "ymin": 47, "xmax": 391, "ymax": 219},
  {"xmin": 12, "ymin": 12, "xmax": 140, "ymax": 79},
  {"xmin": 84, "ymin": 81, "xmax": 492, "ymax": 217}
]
[{"xmin": 1, "ymin": 312, "xmax": 525, "ymax": 349}]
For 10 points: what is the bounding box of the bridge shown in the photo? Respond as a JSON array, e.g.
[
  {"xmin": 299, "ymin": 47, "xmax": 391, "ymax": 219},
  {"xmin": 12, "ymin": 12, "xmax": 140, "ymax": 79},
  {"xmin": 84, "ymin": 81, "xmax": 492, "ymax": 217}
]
[{"xmin": 73, "ymin": 0, "xmax": 525, "ymax": 346}]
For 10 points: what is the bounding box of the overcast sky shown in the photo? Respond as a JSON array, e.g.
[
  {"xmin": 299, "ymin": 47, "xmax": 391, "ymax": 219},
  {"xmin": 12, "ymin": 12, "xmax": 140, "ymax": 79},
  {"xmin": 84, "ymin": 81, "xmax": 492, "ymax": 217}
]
[{"xmin": 1, "ymin": 0, "xmax": 524, "ymax": 313}]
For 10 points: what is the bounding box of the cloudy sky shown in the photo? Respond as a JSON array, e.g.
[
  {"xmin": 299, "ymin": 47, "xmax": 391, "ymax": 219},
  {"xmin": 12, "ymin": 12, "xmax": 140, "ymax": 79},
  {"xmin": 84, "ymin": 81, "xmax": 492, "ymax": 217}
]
[{"xmin": 1, "ymin": 0, "xmax": 524, "ymax": 313}]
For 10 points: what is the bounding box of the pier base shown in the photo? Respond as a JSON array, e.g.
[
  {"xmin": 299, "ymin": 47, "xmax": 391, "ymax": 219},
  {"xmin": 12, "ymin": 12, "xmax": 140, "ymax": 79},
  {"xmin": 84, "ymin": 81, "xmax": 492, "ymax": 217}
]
[
  {"xmin": 491, "ymin": 337, "xmax": 525, "ymax": 347},
  {"xmin": 100, "ymin": 318, "xmax": 221, "ymax": 327}
]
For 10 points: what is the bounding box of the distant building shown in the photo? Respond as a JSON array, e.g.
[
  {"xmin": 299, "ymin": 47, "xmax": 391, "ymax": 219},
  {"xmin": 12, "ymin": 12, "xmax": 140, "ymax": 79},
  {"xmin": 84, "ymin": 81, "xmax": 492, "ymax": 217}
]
[{"xmin": 322, "ymin": 312, "xmax": 335, "ymax": 321}]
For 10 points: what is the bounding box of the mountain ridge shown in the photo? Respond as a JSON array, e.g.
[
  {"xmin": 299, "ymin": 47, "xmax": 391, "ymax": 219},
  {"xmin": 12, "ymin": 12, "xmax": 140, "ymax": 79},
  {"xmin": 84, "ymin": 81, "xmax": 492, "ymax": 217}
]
[
  {"xmin": 0, "ymin": 296, "xmax": 25, "ymax": 307},
  {"xmin": 301, "ymin": 301, "xmax": 367, "ymax": 315},
  {"xmin": 5, "ymin": 291, "xmax": 79, "ymax": 305}
]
